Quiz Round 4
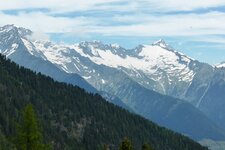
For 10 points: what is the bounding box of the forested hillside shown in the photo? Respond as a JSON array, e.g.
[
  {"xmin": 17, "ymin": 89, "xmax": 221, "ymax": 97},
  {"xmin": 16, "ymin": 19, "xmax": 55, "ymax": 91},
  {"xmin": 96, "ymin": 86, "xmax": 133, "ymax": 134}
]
[{"xmin": 0, "ymin": 55, "xmax": 207, "ymax": 150}]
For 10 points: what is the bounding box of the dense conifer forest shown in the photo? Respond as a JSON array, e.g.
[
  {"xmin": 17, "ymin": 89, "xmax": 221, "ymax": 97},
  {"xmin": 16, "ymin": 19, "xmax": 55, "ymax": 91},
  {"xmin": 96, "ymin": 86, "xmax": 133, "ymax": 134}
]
[{"xmin": 0, "ymin": 54, "xmax": 208, "ymax": 150}]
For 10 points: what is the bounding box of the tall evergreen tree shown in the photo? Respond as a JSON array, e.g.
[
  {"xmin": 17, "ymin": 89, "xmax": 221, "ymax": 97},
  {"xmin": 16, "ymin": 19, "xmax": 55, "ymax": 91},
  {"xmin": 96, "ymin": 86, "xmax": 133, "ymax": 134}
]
[
  {"xmin": 119, "ymin": 138, "xmax": 133, "ymax": 150},
  {"xmin": 13, "ymin": 104, "xmax": 51, "ymax": 150}
]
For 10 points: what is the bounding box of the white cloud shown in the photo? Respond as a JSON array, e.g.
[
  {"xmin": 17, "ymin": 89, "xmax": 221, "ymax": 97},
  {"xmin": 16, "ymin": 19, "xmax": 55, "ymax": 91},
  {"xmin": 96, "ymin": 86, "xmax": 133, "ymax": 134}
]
[
  {"xmin": 189, "ymin": 36, "xmax": 225, "ymax": 44},
  {"xmin": 144, "ymin": 0, "xmax": 225, "ymax": 11},
  {"xmin": 0, "ymin": 11, "xmax": 95, "ymax": 33},
  {"xmin": 1, "ymin": 10, "xmax": 225, "ymax": 38},
  {"xmin": 0, "ymin": 0, "xmax": 225, "ymax": 64},
  {"xmin": 0, "ymin": 0, "xmax": 124, "ymax": 12},
  {"xmin": 0, "ymin": 0, "xmax": 225, "ymax": 40},
  {"xmin": 27, "ymin": 32, "xmax": 50, "ymax": 41},
  {"xmin": 1, "ymin": 0, "xmax": 225, "ymax": 13},
  {"xmin": 94, "ymin": 12, "xmax": 225, "ymax": 37}
]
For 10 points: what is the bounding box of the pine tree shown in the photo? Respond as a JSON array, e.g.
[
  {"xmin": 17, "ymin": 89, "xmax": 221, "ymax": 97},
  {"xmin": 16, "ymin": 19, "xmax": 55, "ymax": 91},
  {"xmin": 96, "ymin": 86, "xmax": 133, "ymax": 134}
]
[
  {"xmin": 119, "ymin": 138, "xmax": 133, "ymax": 150},
  {"xmin": 13, "ymin": 104, "xmax": 51, "ymax": 150},
  {"xmin": 142, "ymin": 143, "xmax": 154, "ymax": 150}
]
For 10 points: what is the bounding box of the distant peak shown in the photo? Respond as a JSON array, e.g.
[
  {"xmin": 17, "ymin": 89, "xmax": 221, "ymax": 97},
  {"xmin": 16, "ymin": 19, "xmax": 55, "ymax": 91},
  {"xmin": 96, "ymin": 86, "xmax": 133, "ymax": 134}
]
[
  {"xmin": 0, "ymin": 24, "xmax": 32, "ymax": 37},
  {"xmin": 2, "ymin": 24, "xmax": 15, "ymax": 28},
  {"xmin": 152, "ymin": 39, "xmax": 169, "ymax": 48},
  {"xmin": 0, "ymin": 24, "xmax": 17, "ymax": 32},
  {"xmin": 80, "ymin": 40, "xmax": 102, "ymax": 45},
  {"xmin": 110, "ymin": 43, "xmax": 121, "ymax": 49}
]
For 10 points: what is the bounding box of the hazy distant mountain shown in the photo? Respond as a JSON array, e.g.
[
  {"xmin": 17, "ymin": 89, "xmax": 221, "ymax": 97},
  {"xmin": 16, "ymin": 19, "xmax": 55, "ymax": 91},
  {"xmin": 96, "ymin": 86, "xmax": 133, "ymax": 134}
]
[{"xmin": 198, "ymin": 67, "xmax": 225, "ymax": 130}]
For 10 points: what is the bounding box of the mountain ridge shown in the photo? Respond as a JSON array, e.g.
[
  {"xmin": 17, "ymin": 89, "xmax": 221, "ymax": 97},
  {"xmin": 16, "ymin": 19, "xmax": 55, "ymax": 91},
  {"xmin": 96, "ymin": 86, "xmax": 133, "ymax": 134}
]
[{"xmin": 1, "ymin": 24, "xmax": 225, "ymax": 141}]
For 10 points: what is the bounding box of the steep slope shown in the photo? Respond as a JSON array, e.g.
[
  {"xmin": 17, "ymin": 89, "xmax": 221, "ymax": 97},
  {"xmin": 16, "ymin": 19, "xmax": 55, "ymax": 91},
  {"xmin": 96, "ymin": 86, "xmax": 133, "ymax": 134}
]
[
  {"xmin": 182, "ymin": 62, "xmax": 225, "ymax": 131},
  {"xmin": 198, "ymin": 68, "xmax": 225, "ymax": 130},
  {"xmin": 1, "ymin": 25, "xmax": 225, "ymax": 141},
  {"xmin": 184, "ymin": 62, "xmax": 214, "ymax": 106},
  {"xmin": 0, "ymin": 54, "xmax": 208, "ymax": 150}
]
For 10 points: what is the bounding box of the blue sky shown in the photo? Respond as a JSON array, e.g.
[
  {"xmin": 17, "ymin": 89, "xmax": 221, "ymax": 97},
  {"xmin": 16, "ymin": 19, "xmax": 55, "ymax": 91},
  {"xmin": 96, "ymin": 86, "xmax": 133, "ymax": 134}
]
[{"xmin": 0, "ymin": 0, "xmax": 225, "ymax": 64}]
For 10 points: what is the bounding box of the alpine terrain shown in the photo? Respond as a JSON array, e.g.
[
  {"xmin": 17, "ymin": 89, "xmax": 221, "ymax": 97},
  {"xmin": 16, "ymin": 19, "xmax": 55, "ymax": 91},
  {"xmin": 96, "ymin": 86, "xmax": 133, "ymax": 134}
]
[
  {"xmin": 1, "ymin": 25, "xmax": 225, "ymax": 144},
  {"xmin": 0, "ymin": 54, "xmax": 209, "ymax": 150}
]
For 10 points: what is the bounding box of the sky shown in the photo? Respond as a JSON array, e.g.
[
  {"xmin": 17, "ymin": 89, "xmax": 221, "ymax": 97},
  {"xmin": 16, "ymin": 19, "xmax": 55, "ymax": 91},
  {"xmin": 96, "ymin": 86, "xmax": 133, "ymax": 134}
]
[{"xmin": 0, "ymin": 0, "xmax": 225, "ymax": 64}]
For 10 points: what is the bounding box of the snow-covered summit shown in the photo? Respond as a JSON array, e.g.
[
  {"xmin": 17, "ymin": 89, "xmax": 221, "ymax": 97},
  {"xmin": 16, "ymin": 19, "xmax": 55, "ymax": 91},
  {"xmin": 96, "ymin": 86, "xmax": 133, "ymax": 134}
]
[
  {"xmin": 0, "ymin": 25, "xmax": 20, "ymax": 38},
  {"xmin": 152, "ymin": 39, "xmax": 169, "ymax": 48},
  {"xmin": 0, "ymin": 24, "xmax": 12, "ymax": 31},
  {"xmin": 0, "ymin": 24, "xmax": 32, "ymax": 37}
]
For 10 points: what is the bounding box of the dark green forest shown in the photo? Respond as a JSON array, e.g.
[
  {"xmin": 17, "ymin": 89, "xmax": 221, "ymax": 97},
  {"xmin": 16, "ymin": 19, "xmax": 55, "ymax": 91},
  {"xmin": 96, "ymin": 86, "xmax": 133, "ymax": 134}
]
[{"xmin": 0, "ymin": 54, "xmax": 208, "ymax": 150}]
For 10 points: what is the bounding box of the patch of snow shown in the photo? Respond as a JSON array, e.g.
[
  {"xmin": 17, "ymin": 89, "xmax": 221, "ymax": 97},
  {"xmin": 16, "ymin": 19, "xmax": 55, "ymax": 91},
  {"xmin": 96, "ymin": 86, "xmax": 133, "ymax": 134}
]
[
  {"xmin": 22, "ymin": 38, "xmax": 36, "ymax": 55},
  {"xmin": 71, "ymin": 43, "xmax": 194, "ymax": 85},
  {"xmin": 73, "ymin": 63, "xmax": 80, "ymax": 72},
  {"xmin": 111, "ymin": 43, "xmax": 120, "ymax": 49},
  {"xmin": 3, "ymin": 43, "xmax": 18, "ymax": 57},
  {"xmin": 101, "ymin": 79, "xmax": 105, "ymax": 84},
  {"xmin": 83, "ymin": 76, "xmax": 91, "ymax": 80},
  {"xmin": 32, "ymin": 40, "xmax": 74, "ymax": 73},
  {"xmin": 197, "ymin": 83, "xmax": 210, "ymax": 108},
  {"xmin": 217, "ymin": 62, "xmax": 225, "ymax": 68},
  {"xmin": 0, "ymin": 25, "xmax": 15, "ymax": 33}
]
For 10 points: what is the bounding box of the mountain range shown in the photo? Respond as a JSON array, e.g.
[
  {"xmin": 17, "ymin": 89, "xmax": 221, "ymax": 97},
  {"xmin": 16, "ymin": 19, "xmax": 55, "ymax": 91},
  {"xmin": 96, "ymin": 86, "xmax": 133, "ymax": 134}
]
[
  {"xmin": 0, "ymin": 54, "xmax": 208, "ymax": 150},
  {"xmin": 1, "ymin": 24, "xmax": 225, "ymax": 143}
]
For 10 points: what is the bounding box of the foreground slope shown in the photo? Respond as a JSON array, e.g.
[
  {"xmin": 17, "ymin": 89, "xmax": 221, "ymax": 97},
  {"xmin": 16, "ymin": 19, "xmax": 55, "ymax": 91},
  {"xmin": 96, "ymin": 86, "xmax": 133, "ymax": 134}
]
[{"xmin": 0, "ymin": 54, "xmax": 208, "ymax": 150}]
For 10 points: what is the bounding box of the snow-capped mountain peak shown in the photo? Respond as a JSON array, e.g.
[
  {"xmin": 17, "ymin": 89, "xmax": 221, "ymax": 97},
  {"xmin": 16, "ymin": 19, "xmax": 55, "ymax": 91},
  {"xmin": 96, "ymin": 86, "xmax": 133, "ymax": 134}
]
[
  {"xmin": 152, "ymin": 39, "xmax": 169, "ymax": 49},
  {"xmin": 0, "ymin": 25, "xmax": 23, "ymax": 55},
  {"xmin": 0, "ymin": 25, "xmax": 20, "ymax": 39},
  {"xmin": 0, "ymin": 24, "xmax": 32, "ymax": 39},
  {"xmin": 0, "ymin": 24, "xmax": 16, "ymax": 32},
  {"xmin": 110, "ymin": 43, "xmax": 121, "ymax": 49}
]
